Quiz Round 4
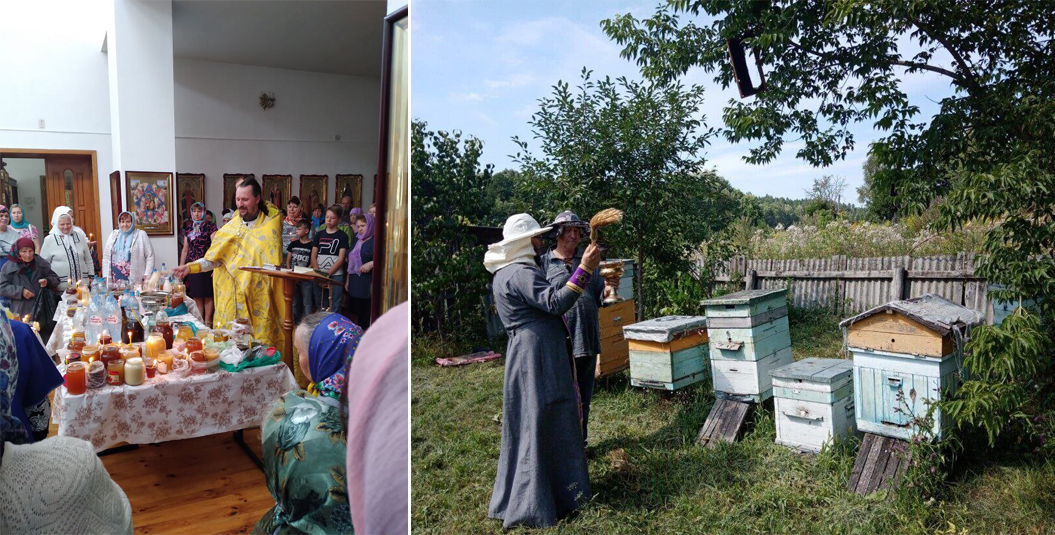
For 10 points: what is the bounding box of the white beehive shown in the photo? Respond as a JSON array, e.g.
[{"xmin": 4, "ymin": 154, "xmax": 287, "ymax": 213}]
[{"xmin": 771, "ymin": 358, "xmax": 855, "ymax": 452}]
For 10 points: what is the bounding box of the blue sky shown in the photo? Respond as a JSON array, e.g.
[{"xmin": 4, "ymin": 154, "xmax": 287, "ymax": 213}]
[{"xmin": 413, "ymin": 0, "xmax": 958, "ymax": 203}]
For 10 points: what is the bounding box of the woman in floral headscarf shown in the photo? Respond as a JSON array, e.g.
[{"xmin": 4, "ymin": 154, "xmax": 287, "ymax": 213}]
[
  {"xmin": 180, "ymin": 202, "xmax": 218, "ymax": 325},
  {"xmin": 103, "ymin": 211, "xmax": 155, "ymax": 286},
  {"xmin": 254, "ymin": 311, "xmax": 363, "ymax": 535}
]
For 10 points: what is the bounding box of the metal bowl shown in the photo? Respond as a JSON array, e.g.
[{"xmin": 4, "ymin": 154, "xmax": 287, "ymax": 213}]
[{"xmin": 140, "ymin": 292, "xmax": 169, "ymax": 312}]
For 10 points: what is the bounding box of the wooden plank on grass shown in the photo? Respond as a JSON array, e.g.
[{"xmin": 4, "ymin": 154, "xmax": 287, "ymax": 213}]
[
  {"xmin": 697, "ymin": 399, "xmax": 753, "ymax": 448},
  {"xmin": 848, "ymin": 433, "xmax": 912, "ymax": 495}
]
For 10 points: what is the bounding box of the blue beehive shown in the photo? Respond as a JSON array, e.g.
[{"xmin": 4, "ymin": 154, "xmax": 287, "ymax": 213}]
[
  {"xmin": 840, "ymin": 294, "xmax": 983, "ymax": 440},
  {"xmin": 987, "ymin": 284, "xmax": 1042, "ymax": 326}
]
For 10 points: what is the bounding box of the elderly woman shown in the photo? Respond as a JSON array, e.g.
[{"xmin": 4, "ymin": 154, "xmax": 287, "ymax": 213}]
[
  {"xmin": 0, "ymin": 314, "xmax": 133, "ymax": 533},
  {"xmin": 8, "ymin": 204, "xmax": 40, "ymax": 253},
  {"xmin": 40, "ymin": 207, "xmax": 93, "ymax": 289},
  {"xmin": 103, "ymin": 211, "xmax": 155, "ymax": 286},
  {"xmin": 0, "ymin": 238, "xmax": 61, "ymax": 318},
  {"xmin": 0, "ymin": 206, "xmax": 22, "ymax": 272},
  {"xmin": 254, "ymin": 311, "xmax": 363, "ymax": 535},
  {"xmin": 541, "ymin": 211, "xmax": 605, "ymax": 446},
  {"xmin": 180, "ymin": 203, "xmax": 217, "ymax": 324}
]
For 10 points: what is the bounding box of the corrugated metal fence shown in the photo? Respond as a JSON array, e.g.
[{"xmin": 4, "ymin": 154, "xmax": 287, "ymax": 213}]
[{"xmin": 710, "ymin": 253, "xmax": 989, "ymax": 316}]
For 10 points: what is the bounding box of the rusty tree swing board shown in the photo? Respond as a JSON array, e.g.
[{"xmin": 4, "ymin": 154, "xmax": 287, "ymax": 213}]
[
  {"xmin": 847, "ymin": 433, "xmax": 913, "ymax": 495},
  {"xmin": 697, "ymin": 398, "xmax": 754, "ymax": 447}
]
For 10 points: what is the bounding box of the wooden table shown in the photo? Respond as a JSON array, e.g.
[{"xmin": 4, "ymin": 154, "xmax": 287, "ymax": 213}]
[{"xmin": 239, "ymin": 267, "xmax": 342, "ymax": 371}]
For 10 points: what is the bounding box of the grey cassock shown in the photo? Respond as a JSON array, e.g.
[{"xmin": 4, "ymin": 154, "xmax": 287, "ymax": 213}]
[{"xmin": 487, "ymin": 261, "xmax": 590, "ymax": 528}]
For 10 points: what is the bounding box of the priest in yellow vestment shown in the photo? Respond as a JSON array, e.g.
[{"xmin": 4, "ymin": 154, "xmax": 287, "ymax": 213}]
[{"xmin": 172, "ymin": 177, "xmax": 285, "ymax": 351}]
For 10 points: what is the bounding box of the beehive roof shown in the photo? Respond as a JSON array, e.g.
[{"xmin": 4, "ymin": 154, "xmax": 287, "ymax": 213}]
[
  {"xmin": 839, "ymin": 294, "xmax": 984, "ymax": 335},
  {"xmin": 701, "ymin": 288, "xmax": 787, "ymax": 307}
]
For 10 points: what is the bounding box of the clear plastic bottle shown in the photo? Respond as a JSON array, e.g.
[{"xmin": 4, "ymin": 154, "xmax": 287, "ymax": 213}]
[
  {"xmin": 85, "ymin": 292, "xmax": 105, "ymax": 344},
  {"xmin": 104, "ymin": 293, "xmax": 123, "ymax": 343}
]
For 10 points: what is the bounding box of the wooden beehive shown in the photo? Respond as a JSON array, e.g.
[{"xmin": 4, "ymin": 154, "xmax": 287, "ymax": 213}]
[
  {"xmin": 771, "ymin": 358, "xmax": 855, "ymax": 452},
  {"xmin": 702, "ymin": 288, "xmax": 793, "ymax": 402},
  {"xmin": 840, "ymin": 294, "xmax": 983, "ymax": 440},
  {"xmin": 624, "ymin": 316, "xmax": 708, "ymax": 390},
  {"xmin": 596, "ymin": 299, "xmax": 635, "ymax": 378}
]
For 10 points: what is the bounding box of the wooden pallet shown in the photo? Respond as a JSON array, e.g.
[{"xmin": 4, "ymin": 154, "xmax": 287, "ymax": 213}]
[
  {"xmin": 697, "ymin": 398, "xmax": 754, "ymax": 447},
  {"xmin": 848, "ymin": 433, "xmax": 913, "ymax": 494}
]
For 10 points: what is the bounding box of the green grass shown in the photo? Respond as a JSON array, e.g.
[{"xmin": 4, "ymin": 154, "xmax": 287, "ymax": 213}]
[{"xmin": 411, "ymin": 311, "xmax": 1055, "ymax": 534}]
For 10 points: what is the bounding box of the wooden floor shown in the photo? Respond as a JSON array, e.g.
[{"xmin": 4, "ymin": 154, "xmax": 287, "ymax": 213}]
[{"xmin": 48, "ymin": 421, "xmax": 274, "ymax": 534}]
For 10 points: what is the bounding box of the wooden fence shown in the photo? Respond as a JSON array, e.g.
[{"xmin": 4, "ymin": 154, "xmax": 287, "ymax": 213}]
[{"xmin": 710, "ymin": 253, "xmax": 990, "ymax": 317}]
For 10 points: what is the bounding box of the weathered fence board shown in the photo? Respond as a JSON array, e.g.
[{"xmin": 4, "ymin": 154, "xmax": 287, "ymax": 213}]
[{"xmin": 710, "ymin": 255, "xmax": 989, "ymax": 317}]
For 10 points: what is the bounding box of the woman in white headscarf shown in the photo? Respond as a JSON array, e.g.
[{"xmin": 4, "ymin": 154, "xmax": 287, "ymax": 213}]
[{"xmin": 39, "ymin": 207, "xmax": 93, "ymax": 290}]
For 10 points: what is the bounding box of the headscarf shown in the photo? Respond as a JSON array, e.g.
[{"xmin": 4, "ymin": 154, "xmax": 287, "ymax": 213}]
[
  {"xmin": 345, "ymin": 302, "xmax": 408, "ymax": 535},
  {"xmin": 49, "ymin": 207, "xmax": 75, "ymax": 237},
  {"xmin": 112, "ymin": 211, "xmax": 137, "ymax": 263},
  {"xmin": 9, "ymin": 204, "xmax": 28, "ymax": 230},
  {"xmin": 349, "ymin": 207, "xmax": 363, "ymax": 217},
  {"xmin": 222, "ymin": 209, "xmax": 234, "ymax": 224},
  {"xmin": 1, "ymin": 314, "xmax": 29, "ymax": 455},
  {"xmin": 306, "ymin": 313, "xmax": 364, "ymax": 401},
  {"xmin": 346, "ymin": 214, "xmax": 375, "ymax": 275},
  {"xmin": 186, "ymin": 203, "xmax": 207, "ymax": 240},
  {"xmin": 11, "ymin": 237, "xmax": 35, "ymax": 274}
]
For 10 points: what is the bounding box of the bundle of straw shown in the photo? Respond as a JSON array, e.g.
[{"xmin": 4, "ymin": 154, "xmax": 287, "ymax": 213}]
[{"xmin": 589, "ymin": 208, "xmax": 624, "ymax": 242}]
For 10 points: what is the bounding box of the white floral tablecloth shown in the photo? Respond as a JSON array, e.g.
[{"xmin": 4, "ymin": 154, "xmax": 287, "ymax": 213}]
[{"xmin": 51, "ymin": 363, "xmax": 297, "ymax": 452}]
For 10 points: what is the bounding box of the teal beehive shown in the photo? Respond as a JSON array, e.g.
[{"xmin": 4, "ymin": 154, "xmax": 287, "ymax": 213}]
[{"xmin": 702, "ymin": 288, "xmax": 793, "ymax": 402}]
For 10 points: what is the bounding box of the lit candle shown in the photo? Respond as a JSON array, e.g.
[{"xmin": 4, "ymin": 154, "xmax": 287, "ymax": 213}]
[
  {"xmin": 128, "ymin": 331, "xmax": 133, "ymax": 346},
  {"xmin": 145, "ymin": 333, "xmax": 166, "ymax": 360}
]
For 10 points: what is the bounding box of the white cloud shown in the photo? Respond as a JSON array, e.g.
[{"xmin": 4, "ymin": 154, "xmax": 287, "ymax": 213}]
[
  {"xmin": 450, "ymin": 92, "xmax": 485, "ymax": 102},
  {"xmin": 484, "ymin": 73, "xmax": 536, "ymax": 89}
]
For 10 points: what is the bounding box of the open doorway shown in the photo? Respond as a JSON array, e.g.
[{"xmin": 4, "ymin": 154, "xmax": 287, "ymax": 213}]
[{"xmin": 0, "ymin": 149, "xmax": 102, "ymax": 265}]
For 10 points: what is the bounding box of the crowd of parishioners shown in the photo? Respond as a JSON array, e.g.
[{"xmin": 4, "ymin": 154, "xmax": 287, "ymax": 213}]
[
  {"xmin": 0, "ymin": 297, "xmax": 409, "ymax": 534},
  {"xmin": 0, "ymin": 191, "xmax": 377, "ymax": 331},
  {"xmin": 484, "ymin": 210, "xmax": 606, "ymax": 530}
]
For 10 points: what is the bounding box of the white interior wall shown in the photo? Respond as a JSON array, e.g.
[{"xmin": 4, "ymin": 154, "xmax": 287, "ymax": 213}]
[
  {"xmin": 174, "ymin": 59, "xmax": 380, "ymax": 213},
  {"xmin": 0, "ymin": 1, "xmax": 115, "ymax": 237},
  {"xmin": 2, "ymin": 158, "xmax": 47, "ymax": 232},
  {"xmin": 0, "ymin": 3, "xmax": 381, "ymax": 269}
]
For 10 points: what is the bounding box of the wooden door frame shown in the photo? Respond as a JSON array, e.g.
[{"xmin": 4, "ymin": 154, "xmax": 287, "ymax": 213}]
[{"xmin": 0, "ymin": 148, "xmax": 101, "ymax": 242}]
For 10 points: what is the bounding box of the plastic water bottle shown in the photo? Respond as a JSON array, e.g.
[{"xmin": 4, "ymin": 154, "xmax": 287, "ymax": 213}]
[
  {"xmin": 104, "ymin": 293, "xmax": 123, "ymax": 343},
  {"xmin": 86, "ymin": 292, "xmax": 105, "ymax": 343}
]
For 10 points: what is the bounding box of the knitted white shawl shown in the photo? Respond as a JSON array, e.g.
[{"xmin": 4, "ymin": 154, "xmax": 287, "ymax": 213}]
[{"xmin": 0, "ymin": 436, "xmax": 134, "ymax": 534}]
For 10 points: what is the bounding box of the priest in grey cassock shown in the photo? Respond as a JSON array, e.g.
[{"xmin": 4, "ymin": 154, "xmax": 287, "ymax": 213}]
[{"xmin": 484, "ymin": 213, "xmax": 602, "ymax": 529}]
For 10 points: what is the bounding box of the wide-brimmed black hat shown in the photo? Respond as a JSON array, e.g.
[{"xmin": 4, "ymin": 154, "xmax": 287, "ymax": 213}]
[{"xmin": 548, "ymin": 211, "xmax": 590, "ymax": 238}]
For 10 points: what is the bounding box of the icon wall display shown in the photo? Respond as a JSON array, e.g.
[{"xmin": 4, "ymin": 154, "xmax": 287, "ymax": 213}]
[
  {"xmin": 176, "ymin": 173, "xmax": 205, "ymax": 230},
  {"xmin": 125, "ymin": 171, "xmax": 174, "ymax": 235},
  {"xmin": 262, "ymin": 174, "xmax": 292, "ymax": 210},
  {"xmin": 299, "ymin": 175, "xmax": 328, "ymax": 212},
  {"xmin": 335, "ymin": 174, "xmax": 363, "ymax": 208}
]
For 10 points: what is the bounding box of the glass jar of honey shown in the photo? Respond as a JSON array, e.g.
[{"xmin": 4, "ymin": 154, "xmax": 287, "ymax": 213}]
[
  {"xmin": 71, "ymin": 329, "xmax": 86, "ymax": 347},
  {"xmin": 185, "ymin": 337, "xmax": 203, "ymax": 353},
  {"xmin": 106, "ymin": 359, "xmax": 125, "ymax": 386},
  {"xmin": 98, "ymin": 332, "xmax": 113, "ymax": 346},
  {"xmin": 120, "ymin": 345, "xmax": 140, "ymax": 361},
  {"xmin": 101, "ymin": 344, "xmax": 121, "ymax": 369},
  {"xmin": 82, "ymin": 344, "xmax": 101, "ymax": 364},
  {"xmin": 156, "ymin": 320, "xmax": 174, "ymax": 349},
  {"xmin": 189, "ymin": 351, "xmax": 207, "ymax": 375},
  {"xmin": 176, "ymin": 324, "xmax": 194, "ymax": 341}
]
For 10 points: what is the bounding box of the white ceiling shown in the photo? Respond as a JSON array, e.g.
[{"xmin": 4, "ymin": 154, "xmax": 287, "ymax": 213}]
[{"xmin": 172, "ymin": 0, "xmax": 387, "ymax": 78}]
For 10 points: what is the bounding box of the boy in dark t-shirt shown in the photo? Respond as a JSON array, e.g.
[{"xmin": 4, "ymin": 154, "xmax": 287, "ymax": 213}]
[
  {"xmin": 311, "ymin": 205, "xmax": 350, "ymax": 312},
  {"xmin": 286, "ymin": 219, "xmax": 314, "ymax": 322}
]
